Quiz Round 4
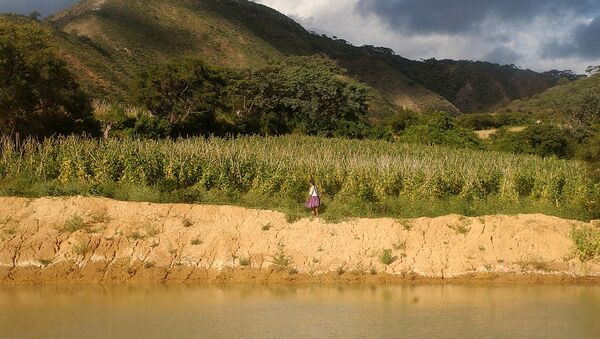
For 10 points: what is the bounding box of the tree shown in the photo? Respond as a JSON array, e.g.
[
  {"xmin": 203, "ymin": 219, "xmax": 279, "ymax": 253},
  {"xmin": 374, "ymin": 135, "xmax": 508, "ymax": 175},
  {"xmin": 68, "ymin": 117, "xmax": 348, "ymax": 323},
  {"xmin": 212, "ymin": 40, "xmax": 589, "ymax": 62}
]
[
  {"xmin": 0, "ymin": 21, "xmax": 99, "ymax": 138},
  {"xmin": 227, "ymin": 55, "xmax": 369, "ymax": 136},
  {"xmin": 133, "ymin": 58, "xmax": 226, "ymax": 136},
  {"xmin": 29, "ymin": 11, "xmax": 41, "ymax": 20},
  {"xmin": 586, "ymin": 65, "xmax": 600, "ymax": 76},
  {"xmin": 567, "ymin": 89, "xmax": 600, "ymax": 140}
]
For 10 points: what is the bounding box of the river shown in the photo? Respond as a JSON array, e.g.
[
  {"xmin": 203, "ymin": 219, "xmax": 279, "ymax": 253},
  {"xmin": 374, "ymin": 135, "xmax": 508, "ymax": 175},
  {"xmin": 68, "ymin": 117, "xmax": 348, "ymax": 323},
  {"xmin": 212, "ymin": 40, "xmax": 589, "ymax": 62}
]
[{"xmin": 1, "ymin": 284, "xmax": 599, "ymax": 338}]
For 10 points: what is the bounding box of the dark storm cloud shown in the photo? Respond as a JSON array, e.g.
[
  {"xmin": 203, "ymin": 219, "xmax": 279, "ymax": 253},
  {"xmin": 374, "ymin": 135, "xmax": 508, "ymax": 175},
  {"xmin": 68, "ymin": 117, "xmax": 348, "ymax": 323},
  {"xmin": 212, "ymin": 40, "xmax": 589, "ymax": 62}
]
[
  {"xmin": 542, "ymin": 17, "xmax": 600, "ymax": 59},
  {"xmin": 356, "ymin": 0, "xmax": 600, "ymax": 34},
  {"xmin": 0, "ymin": 0, "xmax": 79, "ymax": 16},
  {"xmin": 483, "ymin": 46, "xmax": 521, "ymax": 65}
]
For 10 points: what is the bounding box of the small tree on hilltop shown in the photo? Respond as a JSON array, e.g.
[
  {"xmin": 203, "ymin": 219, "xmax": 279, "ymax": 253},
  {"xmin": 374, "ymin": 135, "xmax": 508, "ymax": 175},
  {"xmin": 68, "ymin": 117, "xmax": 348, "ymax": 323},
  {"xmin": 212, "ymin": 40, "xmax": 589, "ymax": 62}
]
[
  {"xmin": 586, "ymin": 65, "xmax": 600, "ymax": 76},
  {"xmin": 29, "ymin": 11, "xmax": 42, "ymax": 20}
]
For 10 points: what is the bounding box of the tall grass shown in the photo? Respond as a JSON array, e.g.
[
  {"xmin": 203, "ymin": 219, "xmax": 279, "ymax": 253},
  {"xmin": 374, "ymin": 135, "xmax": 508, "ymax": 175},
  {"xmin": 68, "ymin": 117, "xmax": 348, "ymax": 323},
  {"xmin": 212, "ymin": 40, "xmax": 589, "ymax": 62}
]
[{"xmin": 0, "ymin": 135, "xmax": 598, "ymax": 220}]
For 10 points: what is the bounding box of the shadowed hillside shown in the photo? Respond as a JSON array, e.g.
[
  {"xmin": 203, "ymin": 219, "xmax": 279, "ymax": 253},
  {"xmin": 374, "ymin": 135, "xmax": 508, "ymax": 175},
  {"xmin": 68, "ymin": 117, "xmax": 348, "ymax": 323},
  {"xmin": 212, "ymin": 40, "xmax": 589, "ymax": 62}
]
[
  {"xmin": 1, "ymin": 0, "xmax": 566, "ymax": 116},
  {"xmin": 501, "ymin": 73, "xmax": 600, "ymax": 119}
]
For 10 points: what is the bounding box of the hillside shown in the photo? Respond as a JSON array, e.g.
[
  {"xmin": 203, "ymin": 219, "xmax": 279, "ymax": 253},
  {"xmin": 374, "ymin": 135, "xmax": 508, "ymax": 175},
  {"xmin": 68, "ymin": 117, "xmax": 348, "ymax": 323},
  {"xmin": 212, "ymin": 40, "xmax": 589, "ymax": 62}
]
[
  {"xmin": 0, "ymin": 14, "xmax": 132, "ymax": 100},
  {"xmin": 38, "ymin": 0, "xmax": 562, "ymax": 115},
  {"xmin": 501, "ymin": 73, "xmax": 600, "ymax": 119}
]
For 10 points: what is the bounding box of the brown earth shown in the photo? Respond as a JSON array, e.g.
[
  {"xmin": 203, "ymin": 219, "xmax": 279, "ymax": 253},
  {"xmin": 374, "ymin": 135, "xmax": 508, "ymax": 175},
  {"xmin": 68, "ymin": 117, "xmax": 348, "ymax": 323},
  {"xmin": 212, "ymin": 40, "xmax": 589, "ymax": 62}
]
[{"xmin": 0, "ymin": 197, "xmax": 598, "ymax": 286}]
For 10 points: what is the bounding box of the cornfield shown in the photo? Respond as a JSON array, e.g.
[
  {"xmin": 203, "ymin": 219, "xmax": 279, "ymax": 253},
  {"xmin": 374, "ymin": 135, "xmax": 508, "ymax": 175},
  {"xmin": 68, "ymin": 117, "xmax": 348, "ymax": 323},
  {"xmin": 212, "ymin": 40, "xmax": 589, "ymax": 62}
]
[{"xmin": 0, "ymin": 136, "xmax": 598, "ymax": 217}]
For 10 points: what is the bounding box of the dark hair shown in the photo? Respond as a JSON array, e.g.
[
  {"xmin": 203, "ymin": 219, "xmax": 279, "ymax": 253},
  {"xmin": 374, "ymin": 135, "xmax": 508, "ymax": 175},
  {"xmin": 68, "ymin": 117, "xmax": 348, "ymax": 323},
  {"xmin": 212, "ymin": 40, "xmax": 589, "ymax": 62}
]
[{"xmin": 308, "ymin": 176, "xmax": 315, "ymax": 185}]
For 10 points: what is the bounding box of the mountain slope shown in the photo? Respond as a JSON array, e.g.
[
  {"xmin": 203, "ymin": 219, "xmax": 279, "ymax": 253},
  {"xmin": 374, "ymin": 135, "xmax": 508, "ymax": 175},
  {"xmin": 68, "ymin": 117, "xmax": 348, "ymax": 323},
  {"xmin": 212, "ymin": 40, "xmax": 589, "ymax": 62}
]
[
  {"xmin": 0, "ymin": 13, "xmax": 130, "ymax": 99},
  {"xmin": 500, "ymin": 73, "xmax": 600, "ymax": 118},
  {"xmin": 41, "ymin": 0, "xmax": 564, "ymax": 115}
]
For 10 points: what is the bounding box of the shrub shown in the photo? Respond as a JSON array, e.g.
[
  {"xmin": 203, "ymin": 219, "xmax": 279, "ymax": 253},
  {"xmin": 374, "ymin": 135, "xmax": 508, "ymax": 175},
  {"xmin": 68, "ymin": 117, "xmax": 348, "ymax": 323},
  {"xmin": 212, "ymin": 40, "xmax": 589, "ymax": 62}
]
[
  {"xmin": 73, "ymin": 242, "xmax": 89, "ymax": 256},
  {"xmin": 399, "ymin": 112, "xmax": 481, "ymax": 149},
  {"xmin": 63, "ymin": 215, "xmax": 86, "ymax": 233},
  {"xmin": 379, "ymin": 249, "xmax": 396, "ymax": 265},
  {"xmin": 272, "ymin": 244, "xmax": 292, "ymax": 270},
  {"xmin": 239, "ymin": 256, "xmax": 250, "ymax": 266},
  {"xmin": 572, "ymin": 226, "xmax": 600, "ymax": 261}
]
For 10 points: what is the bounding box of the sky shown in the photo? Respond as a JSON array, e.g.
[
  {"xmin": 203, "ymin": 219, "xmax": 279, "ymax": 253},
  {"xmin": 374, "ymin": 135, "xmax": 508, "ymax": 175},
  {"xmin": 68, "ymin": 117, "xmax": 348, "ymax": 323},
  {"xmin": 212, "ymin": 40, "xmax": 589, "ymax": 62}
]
[{"xmin": 1, "ymin": 0, "xmax": 599, "ymax": 73}]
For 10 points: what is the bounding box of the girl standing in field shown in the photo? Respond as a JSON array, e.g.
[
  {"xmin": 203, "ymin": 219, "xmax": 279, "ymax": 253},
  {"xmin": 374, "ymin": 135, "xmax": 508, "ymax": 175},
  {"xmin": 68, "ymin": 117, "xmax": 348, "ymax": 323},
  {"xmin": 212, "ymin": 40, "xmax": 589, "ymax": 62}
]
[{"xmin": 305, "ymin": 177, "xmax": 320, "ymax": 216}]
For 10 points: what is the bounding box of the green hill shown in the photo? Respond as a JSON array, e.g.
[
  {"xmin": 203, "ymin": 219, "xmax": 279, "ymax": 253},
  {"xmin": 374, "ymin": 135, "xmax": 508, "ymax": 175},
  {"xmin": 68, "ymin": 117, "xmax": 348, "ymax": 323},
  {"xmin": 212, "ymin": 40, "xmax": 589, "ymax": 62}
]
[
  {"xmin": 501, "ymin": 73, "xmax": 600, "ymax": 119},
  {"xmin": 3, "ymin": 0, "xmax": 565, "ymax": 117}
]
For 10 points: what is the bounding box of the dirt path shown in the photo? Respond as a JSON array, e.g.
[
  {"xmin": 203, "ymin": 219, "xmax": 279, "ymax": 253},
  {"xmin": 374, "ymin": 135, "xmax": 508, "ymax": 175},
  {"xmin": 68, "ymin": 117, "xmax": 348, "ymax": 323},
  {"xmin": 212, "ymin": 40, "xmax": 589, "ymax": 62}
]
[{"xmin": 0, "ymin": 197, "xmax": 598, "ymax": 285}]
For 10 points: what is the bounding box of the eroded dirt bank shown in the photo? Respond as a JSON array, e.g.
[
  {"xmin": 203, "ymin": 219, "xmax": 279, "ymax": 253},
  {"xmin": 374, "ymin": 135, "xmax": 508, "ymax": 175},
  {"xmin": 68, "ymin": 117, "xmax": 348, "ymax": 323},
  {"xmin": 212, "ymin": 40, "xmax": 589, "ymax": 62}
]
[{"xmin": 1, "ymin": 197, "xmax": 599, "ymax": 285}]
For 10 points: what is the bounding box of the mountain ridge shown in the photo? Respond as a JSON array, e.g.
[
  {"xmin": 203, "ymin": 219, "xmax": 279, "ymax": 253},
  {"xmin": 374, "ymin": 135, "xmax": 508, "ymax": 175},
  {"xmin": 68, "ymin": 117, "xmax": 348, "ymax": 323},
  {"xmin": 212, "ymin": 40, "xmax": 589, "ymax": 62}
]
[{"xmin": 3, "ymin": 0, "xmax": 568, "ymax": 117}]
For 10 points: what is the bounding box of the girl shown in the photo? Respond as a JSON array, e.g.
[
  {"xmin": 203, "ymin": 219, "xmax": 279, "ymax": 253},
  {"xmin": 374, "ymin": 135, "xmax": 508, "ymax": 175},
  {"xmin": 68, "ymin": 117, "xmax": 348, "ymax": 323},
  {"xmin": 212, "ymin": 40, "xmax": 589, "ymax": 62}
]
[{"xmin": 305, "ymin": 177, "xmax": 320, "ymax": 216}]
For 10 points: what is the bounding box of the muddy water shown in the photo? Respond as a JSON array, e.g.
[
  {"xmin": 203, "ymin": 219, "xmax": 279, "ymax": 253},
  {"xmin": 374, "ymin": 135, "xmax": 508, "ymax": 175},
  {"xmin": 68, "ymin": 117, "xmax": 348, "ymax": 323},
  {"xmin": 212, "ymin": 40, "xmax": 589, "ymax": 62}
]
[{"xmin": 1, "ymin": 284, "xmax": 599, "ymax": 339}]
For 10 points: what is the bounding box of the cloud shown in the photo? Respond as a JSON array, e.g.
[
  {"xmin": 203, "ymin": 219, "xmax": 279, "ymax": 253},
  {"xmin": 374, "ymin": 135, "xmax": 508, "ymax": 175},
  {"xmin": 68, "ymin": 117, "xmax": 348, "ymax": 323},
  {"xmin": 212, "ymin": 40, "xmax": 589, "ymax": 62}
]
[
  {"xmin": 356, "ymin": 0, "xmax": 600, "ymax": 35},
  {"xmin": 257, "ymin": 0, "xmax": 600, "ymax": 72},
  {"xmin": 0, "ymin": 0, "xmax": 79, "ymax": 16},
  {"xmin": 542, "ymin": 17, "xmax": 600, "ymax": 59},
  {"xmin": 2, "ymin": 0, "xmax": 599, "ymax": 72},
  {"xmin": 483, "ymin": 46, "xmax": 522, "ymax": 65}
]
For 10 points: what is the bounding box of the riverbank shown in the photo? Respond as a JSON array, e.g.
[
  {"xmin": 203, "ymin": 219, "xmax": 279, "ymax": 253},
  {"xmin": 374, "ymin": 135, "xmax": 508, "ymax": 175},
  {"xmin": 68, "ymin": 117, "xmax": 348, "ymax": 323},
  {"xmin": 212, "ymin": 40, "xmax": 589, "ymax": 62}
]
[{"xmin": 1, "ymin": 196, "xmax": 599, "ymax": 285}]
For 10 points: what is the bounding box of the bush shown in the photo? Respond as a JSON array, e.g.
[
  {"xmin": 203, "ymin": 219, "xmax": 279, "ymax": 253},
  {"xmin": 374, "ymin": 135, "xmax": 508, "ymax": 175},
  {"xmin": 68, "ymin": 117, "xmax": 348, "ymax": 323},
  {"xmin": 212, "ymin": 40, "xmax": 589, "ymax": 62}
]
[
  {"xmin": 571, "ymin": 226, "xmax": 600, "ymax": 261},
  {"xmin": 379, "ymin": 249, "xmax": 396, "ymax": 265},
  {"xmin": 399, "ymin": 112, "xmax": 482, "ymax": 149},
  {"xmin": 490, "ymin": 124, "xmax": 575, "ymax": 159},
  {"xmin": 456, "ymin": 113, "xmax": 528, "ymax": 130}
]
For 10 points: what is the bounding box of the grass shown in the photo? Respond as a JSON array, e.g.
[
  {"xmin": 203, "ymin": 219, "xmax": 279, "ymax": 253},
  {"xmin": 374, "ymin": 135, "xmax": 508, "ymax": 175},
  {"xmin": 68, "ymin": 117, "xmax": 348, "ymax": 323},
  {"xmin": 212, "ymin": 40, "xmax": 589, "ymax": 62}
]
[
  {"xmin": 239, "ymin": 256, "xmax": 250, "ymax": 266},
  {"xmin": 128, "ymin": 230, "xmax": 146, "ymax": 241},
  {"xmin": 182, "ymin": 218, "xmax": 194, "ymax": 228},
  {"xmin": 398, "ymin": 219, "xmax": 413, "ymax": 231},
  {"xmin": 571, "ymin": 225, "xmax": 600, "ymax": 261},
  {"xmin": 144, "ymin": 224, "xmax": 160, "ymax": 237},
  {"xmin": 0, "ymin": 135, "xmax": 598, "ymax": 222},
  {"xmin": 272, "ymin": 244, "xmax": 292, "ymax": 271},
  {"xmin": 63, "ymin": 214, "xmax": 86, "ymax": 233},
  {"xmin": 518, "ymin": 259, "xmax": 551, "ymax": 272},
  {"xmin": 190, "ymin": 237, "xmax": 202, "ymax": 245},
  {"xmin": 38, "ymin": 258, "xmax": 53, "ymax": 267},
  {"xmin": 449, "ymin": 221, "xmax": 472, "ymax": 235},
  {"xmin": 89, "ymin": 208, "xmax": 110, "ymax": 224},
  {"xmin": 393, "ymin": 241, "xmax": 406, "ymax": 251},
  {"xmin": 73, "ymin": 242, "xmax": 89, "ymax": 256},
  {"xmin": 379, "ymin": 249, "xmax": 397, "ymax": 265},
  {"xmin": 261, "ymin": 223, "xmax": 272, "ymax": 231}
]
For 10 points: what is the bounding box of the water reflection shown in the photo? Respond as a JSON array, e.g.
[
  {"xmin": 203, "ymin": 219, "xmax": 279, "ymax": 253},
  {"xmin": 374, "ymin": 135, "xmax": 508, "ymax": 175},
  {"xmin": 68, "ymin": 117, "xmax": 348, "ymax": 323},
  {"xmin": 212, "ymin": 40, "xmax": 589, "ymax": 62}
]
[{"xmin": 1, "ymin": 284, "xmax": 599, "ymax": 338}]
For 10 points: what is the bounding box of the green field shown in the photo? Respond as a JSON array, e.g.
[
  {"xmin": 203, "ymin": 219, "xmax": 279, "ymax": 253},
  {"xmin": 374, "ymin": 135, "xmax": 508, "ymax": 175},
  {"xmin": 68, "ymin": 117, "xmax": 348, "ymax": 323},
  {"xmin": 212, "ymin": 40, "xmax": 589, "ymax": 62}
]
[{"xmin": 1, "ymin": 136, "xmax": 598, "ymax": 221}]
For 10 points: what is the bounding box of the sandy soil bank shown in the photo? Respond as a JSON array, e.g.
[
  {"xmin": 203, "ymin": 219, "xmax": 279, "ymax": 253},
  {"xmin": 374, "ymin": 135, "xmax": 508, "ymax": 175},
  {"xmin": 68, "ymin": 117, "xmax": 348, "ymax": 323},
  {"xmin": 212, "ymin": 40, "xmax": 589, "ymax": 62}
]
[{"xmin": 0, "ymin": 197, "xmax": 598, "ymax": 285}]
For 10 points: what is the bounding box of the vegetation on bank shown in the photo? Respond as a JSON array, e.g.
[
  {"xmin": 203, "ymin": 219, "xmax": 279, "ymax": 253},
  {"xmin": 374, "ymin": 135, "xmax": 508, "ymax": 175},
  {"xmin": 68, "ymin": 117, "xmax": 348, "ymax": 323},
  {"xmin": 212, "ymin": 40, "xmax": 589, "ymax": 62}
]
[
  {"xmin": 571, "ymin": 225, "xmax": 600, "ymax": 261},
  {"xmin": 1, "ymin": 14, "xmax": 599, "ymax": 224},
  {"xmin": 1, "ymin": 136, "xmax": 598, "ymax": 221}
]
